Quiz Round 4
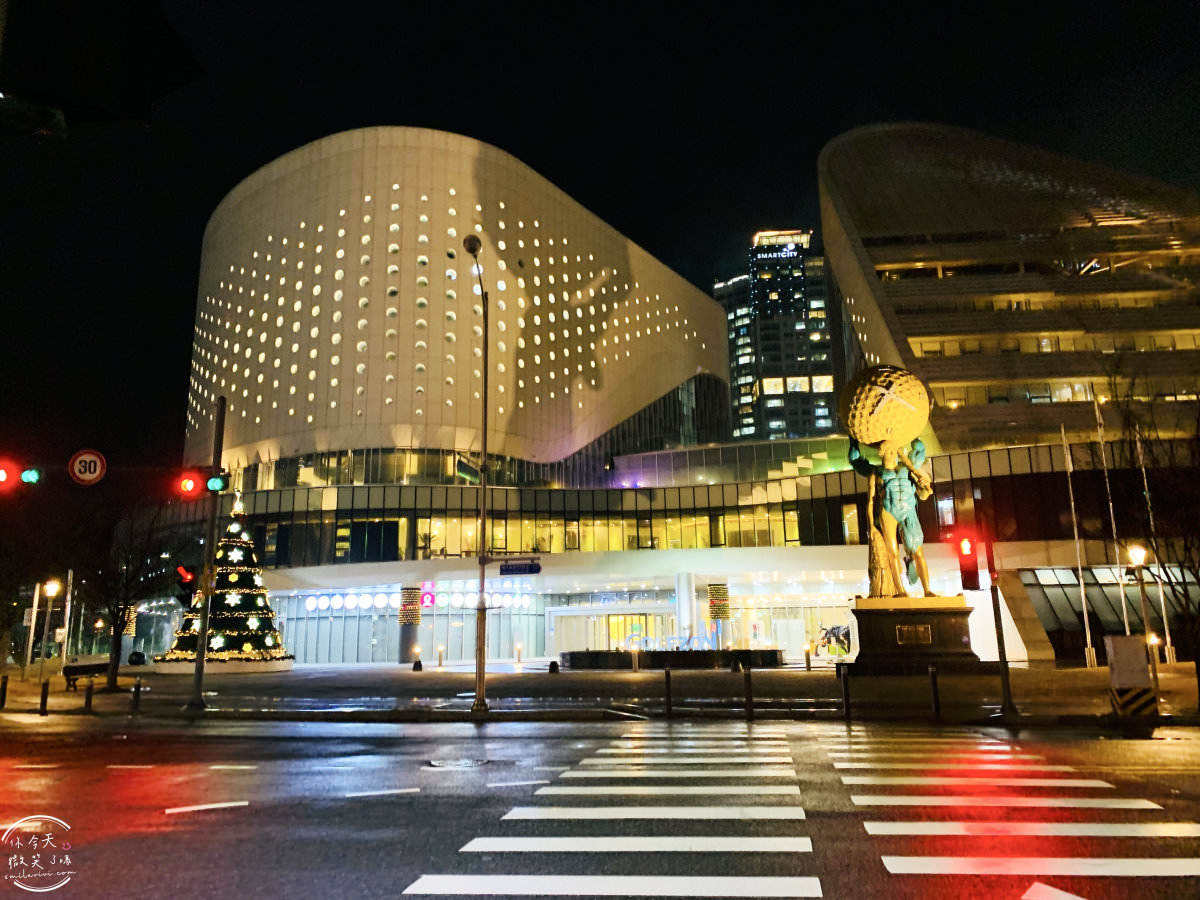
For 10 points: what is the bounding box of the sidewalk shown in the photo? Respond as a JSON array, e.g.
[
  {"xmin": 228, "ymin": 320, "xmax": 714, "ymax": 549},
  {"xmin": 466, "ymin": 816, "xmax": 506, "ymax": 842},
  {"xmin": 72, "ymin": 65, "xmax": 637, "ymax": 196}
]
[{"xmin": 2, "ymin": 662, "xmax": 1198, "ymax": 725}]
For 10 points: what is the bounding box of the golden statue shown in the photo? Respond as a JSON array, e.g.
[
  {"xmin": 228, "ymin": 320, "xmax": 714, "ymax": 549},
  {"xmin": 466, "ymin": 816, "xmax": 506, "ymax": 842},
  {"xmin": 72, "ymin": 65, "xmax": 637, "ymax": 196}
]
[{"xmin": 840, "ymin": 365, "xmax": 935, "ymax": 598}]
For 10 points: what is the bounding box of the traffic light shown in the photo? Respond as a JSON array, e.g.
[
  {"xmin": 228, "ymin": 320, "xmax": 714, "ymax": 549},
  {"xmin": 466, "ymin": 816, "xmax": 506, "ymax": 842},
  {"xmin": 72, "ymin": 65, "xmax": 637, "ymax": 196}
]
[
  {"xmin": 956, "ymin": 532, "xmax": 981, "ymax": 591},
  {"xmin": 206, "ymin": 472, "xmax": 230, "ymax": 492},
  {"xmin": 0, "ymin": 461, "xmax": 41, "ymax": 491},
  {"xmin": 177, "ymin": 472, "xmax": 203, "ymax": 497},
  {"xmin": 175, "ymin": 564, "xmax": 196, "ymax": 586}
]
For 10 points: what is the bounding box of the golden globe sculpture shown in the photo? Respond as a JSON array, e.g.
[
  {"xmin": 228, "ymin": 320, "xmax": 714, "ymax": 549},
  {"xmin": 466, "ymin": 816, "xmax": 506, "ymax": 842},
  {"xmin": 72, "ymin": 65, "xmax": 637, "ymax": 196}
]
[{"xmin": 839, "ymin": 364, "xmax": 931, "ymax": 447}]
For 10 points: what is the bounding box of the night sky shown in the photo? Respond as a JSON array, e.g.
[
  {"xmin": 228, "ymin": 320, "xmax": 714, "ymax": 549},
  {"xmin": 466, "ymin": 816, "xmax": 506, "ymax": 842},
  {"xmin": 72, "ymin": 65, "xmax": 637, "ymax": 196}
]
[{"xmin": 2, "ymin": 1, "xmax": 1199, "ymax": 476}]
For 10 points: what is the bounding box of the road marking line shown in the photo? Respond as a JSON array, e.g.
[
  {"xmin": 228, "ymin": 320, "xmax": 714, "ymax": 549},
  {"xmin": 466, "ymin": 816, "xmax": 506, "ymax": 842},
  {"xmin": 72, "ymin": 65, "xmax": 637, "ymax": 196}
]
[
  {"xmin": 106, "ymin": 764, "xmax": 154, "ymax": 769},
  {"xmin": 531, "ymin": 766, "xmax": 571, "ymax": 771},
  {"xmin": 209, "ymin": 764, "xmax": 258, "ymax": 770},
  {"xmin": 538, "ymin": 785, "xmax": 802, "ymax": 796},
  {"xmin": 582, "ymin": 757, "xmax": 793, "ymax": 765},
  {"xmin": 1022, "ymin": 882, "xmax": 1088, "ymax": 900},
  {"xmin": 852, "ymin": 795, "xmax": 1160, "ymax": 809},
  {"xmin": 865, "ymin": 821, "xmax": 1200, "ymax": 837},
  {"xmin": 502, "ymin": 806, "xmax": 807, "ymax": 820},
  {"xmin": 345, "ymin": 788, "xmax": 420, "ymax": 797},
  {"xmin": 461, "ymin": 836, "xmax": 813, "ymax": 853},
  {"xmin": 842, "ymin": 775, "xmax": 1111, "ymax": 788},
  {"xmin": 562, "ymin": 768, "xmax": 796, "ymax": 779},
  {"xmin": 487, "ymin": 780, "xmax": 551, "ymax": 788},
  {"xmin": 401, "ymin": 875, "xmax": 822, "ymax": 896},
  {"xmin": 835, "ymin": 762, "xmax": 1075, "ymax": 771},
  {"xmin": 13, "ymin": 764, "xmax": 58, "ymax": 769},
  {"xmin": 881, "ymin": 856, "xmax": 1200, "ymax": 876},
  {"xmin": 164, "ymin": 801, "xmax": 249, "ymax": 815}
]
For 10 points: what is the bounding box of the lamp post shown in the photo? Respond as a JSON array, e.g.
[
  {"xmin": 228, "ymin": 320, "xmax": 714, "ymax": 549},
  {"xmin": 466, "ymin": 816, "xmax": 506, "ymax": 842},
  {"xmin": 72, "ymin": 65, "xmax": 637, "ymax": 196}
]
[
  {"xmin": 1127, "ymin": 545, "xmax": 1161, "ymax": 698},
  {"xmin": 36, "ymin": 579, "xmax": 63, "ymax": 685},
  {"xmin": 464, "ymin": 234, "xmax": 490, "ymax": 715}
]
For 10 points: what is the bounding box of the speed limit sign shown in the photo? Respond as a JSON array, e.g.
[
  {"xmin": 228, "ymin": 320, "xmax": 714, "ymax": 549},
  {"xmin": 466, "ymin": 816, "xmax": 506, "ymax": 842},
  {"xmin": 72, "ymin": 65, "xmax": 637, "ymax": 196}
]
[{"xmin": 68, "ymin": 449, "xmax": 107, "ymax": 486}]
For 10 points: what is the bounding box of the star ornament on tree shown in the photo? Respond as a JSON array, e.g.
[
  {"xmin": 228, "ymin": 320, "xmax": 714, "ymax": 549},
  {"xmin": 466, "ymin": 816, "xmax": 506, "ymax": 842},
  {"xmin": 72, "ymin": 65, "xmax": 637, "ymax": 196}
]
[
  {"xmin": 227, "ymin": 548, "xmax": 245, "ymax": 563},
  {"xmin": 225, "ymin": 592, "xmax": 242, "ymax": 606}
]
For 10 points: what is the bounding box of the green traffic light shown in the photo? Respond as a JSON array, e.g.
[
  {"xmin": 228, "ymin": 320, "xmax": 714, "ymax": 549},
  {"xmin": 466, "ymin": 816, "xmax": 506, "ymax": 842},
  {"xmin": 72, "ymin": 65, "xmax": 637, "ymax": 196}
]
[
  {"xmin": 206, "ymin": 473, "xmax": 230, "ymax": 492},
  {"xmin": 20, "ymin": 468, "xmax": 41, "ymax": 484}
]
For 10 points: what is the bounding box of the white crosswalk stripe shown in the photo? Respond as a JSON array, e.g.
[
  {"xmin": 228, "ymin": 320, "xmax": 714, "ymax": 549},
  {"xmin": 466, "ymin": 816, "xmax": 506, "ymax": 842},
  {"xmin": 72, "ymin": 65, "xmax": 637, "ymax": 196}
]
[
  {"xmin": 401, "ymin": 874, "xmax": 823, "ymax": 896},
  {"xmin": 842, "ymin": 775, "xmax": 1112, "ymax": 788},
  {"xmin": 561, "ymin": 767, "xmax": 796, "ymax": 779},
  {"xmin": 503, "ymin": 806, "xmax": 808, "ymax": 820},
  {"xmin": 401, "ymin": 727, "xmax": 819, "ymax": 896},
  {"xmin": 833, "ymin": 762, "xmax": 1074, "ymax": 771}
]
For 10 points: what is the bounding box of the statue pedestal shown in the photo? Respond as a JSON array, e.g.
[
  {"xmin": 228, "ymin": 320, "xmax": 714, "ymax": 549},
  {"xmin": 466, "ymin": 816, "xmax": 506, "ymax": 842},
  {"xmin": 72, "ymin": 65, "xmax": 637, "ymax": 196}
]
[{"xmin": 849, "ymin": 595, "xmax": 978, "ymax": 674}]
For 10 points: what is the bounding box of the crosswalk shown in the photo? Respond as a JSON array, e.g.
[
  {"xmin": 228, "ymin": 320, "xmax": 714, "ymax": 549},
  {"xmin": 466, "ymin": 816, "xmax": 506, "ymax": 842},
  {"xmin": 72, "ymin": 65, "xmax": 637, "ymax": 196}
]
[
  {"xmin": 398, "ymin": 720, "xmax": 1200, "ymax": 896},
  {"xmin": 812, "ymin": 722, "xmax": 1200, "ymax": 889},
  {"xmin": 401, "ymin": 723, "xmax": 821, "ymax": 897}
]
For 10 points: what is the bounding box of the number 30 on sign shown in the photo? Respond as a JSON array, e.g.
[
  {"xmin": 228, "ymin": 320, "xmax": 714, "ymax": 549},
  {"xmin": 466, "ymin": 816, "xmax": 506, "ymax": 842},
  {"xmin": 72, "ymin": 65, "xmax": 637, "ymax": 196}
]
[{"xmin": 68, "ymin": 449, "xmax": 107, "ymax": 486}]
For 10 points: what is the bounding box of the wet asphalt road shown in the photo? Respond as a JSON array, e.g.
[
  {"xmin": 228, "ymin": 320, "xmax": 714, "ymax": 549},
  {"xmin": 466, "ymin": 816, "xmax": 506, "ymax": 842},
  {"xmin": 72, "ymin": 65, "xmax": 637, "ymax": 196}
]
[{"xmin": 2, "ymin": 717, "xmax": 1200, "ymax": 899}]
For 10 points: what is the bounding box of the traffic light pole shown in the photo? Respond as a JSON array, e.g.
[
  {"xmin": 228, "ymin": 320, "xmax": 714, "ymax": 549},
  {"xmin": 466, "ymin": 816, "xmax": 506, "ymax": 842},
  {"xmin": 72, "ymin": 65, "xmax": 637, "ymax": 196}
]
[
  {"xmin": 983, "ymin": 536, "xmax": 1018, "ymax": 720},
  {"xmin": 186, "ymin": 395, "xmax": 226, "ymax": 712}
]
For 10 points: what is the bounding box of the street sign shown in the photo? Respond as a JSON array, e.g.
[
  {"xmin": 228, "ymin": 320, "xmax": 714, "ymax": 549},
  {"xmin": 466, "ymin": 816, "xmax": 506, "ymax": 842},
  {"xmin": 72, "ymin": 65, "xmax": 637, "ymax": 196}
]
[
  {"xmin": 68, "ymin": 449, "xmax": 107, "ymax": 486},
  {"xmin": 53, "ymin": 627, "xmax": 66, "ymax": 643},
  {"xmin": 499, "ymin": 561, "xmax": 541, "ymax": 576},
  {"xmin": 22, "ymin": 608, "xmax": 33, "ymax": 627}
]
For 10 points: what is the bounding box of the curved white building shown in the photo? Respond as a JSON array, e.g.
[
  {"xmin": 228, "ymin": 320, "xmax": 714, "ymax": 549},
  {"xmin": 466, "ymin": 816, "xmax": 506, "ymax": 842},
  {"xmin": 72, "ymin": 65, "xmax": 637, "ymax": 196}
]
[{"xmin": 185, "ymin": 127, "xmax": 728, "ymax": 473}]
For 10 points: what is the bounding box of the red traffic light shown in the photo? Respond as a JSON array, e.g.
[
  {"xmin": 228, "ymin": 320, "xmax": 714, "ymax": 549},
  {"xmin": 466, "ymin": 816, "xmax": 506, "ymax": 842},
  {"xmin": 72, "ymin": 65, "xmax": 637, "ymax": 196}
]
[
  {"xmin": 175, "ymin": 565, "xmax": 195, "ymax": 584},
  {"xmin": 177, "ymin": 472, "xmax": 203, "ymax": 496},
  {"xmin": 953, "ymin": 531, "xmax": 981, "ymax": 591}
]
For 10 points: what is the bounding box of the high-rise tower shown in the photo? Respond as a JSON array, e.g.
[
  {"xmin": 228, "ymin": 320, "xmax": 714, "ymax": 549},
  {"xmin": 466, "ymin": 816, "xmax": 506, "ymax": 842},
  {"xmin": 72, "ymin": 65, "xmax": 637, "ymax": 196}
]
[{"xmin": 714, "ymin": 230, "xmax": 834, "ymax": 439}]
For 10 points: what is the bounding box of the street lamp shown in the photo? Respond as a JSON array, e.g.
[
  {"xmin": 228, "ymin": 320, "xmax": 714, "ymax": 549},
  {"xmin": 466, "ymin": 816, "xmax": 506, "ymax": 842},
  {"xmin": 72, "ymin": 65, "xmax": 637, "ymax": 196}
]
[
  {"xmin": 464, "ymin": 233, "xmax": 490, "ymax": 715},
  {"xmin": 36, "ymin": 578, "xmax": 62, "ymax": 684},
  {"xmin": 1126, "ymin": 544, "xmax": 1161, "ymax": 697}
]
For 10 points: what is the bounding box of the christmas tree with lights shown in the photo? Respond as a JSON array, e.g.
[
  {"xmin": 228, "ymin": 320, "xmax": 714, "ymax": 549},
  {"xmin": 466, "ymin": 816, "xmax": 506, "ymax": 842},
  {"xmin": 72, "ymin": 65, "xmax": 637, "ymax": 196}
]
[{"xmin": 160, "ymin": 497, "xmax": 292, "ymax": 668}]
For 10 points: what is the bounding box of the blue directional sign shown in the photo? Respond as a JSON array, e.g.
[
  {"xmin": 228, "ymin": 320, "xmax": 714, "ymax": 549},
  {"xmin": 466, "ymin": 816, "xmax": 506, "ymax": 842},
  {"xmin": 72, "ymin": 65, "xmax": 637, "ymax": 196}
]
[{"xmin": 499, "ymin": 561, "xmax": 541, "ymax": 576}]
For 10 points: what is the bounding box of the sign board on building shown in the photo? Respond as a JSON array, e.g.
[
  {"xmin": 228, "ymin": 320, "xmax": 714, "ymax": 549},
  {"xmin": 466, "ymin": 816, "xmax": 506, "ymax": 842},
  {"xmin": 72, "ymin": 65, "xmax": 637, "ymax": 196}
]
[
  {"xmin": 23, "ymin": 607, "xmax": 33, "ymax": 627},
  {"xmin": 499, "ymin": 561, "xmax": 541, "ymax": 576},
  {"xmin": 54, "ymin": 627, "xmax": 66, "ymax": 643}
]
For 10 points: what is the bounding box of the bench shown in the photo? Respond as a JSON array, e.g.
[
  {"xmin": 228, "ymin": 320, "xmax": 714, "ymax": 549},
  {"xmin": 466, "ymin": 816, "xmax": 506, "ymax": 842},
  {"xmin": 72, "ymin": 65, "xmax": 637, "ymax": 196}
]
[{"xmin": 62, "ymin": 662, "xmax": 107, "ymax": 691}]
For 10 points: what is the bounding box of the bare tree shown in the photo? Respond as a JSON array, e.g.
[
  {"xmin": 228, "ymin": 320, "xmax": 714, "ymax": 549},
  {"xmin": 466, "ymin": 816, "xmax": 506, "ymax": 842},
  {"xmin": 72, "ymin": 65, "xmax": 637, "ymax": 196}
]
[
  {"xmin": 1108, "ymin": 370, "xmax": 1200, "ymax": 658},
  {"xmin": 77, "ymin": 502, "xmax": 192, "ymax": 689}
]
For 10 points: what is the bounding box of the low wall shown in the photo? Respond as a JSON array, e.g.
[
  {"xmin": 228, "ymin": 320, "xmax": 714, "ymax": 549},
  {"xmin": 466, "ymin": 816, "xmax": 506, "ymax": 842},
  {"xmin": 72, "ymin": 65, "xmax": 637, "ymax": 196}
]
[{"xmin": 561, "ymin": 649, "xmax": 784, "ymax": 670}]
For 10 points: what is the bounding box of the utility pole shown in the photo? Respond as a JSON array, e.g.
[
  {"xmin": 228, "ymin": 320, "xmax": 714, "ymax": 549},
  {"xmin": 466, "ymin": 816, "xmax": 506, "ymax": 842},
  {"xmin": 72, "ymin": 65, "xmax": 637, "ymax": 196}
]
[
  {"xmin": 464, "ymin": 236, "xmax": 490, "ymax": 715},
  {"xmin": 186, "ymin": 395, "xmax": 226, "ymax": 711}
]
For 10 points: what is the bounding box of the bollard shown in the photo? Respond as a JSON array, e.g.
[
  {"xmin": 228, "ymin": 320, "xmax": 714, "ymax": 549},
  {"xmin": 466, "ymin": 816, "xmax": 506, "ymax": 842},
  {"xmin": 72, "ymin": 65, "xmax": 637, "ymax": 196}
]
[
  {"xmin": 664, "ymin": 667, "xmax": 673, "ymax": 719},
  {"xmin": 437, "ymin": 646, "xmax": 445, "ymax": 667},
  {"xmin": 0, "ymin": 674, "xmax": 7, "ymax": 709},
  {"xmin": 631, "ymin": 649, "xmax": 639, "ymax": 673},
  {"xmin": 83, "ymin": 678, "xmax": 94, "ymax": 714},
  {"xmin": 1195, "ymin": 658, "xmax": 1200, "ymax": 713},
  {"xmin": 412, "ymin": 660, "xmax": 423, "ymax": 672},
  {"xmin": 928, "ymin": 664, "xmax": 942, "ymax": 720},
  {"xmin": 39, "ymin": 681, "xmax": 50, "ymax": 716},
  {"xmin": 130, "ymin": 676, "xmax": 142, "ymax": 714},
  {"xmin": 743, "ymin": 667, "xmax": 754, "ymax": 720},
  {"xmin": 548, "ymin": 660, "xmax": 559, "ymax": 674},
  {"xmin": 839, "ymin": 663, "xmax": 852, "ymax": 723},
  {"xmin": 804, "ymin": 646, "xmax": 812, "ymax": 671}
]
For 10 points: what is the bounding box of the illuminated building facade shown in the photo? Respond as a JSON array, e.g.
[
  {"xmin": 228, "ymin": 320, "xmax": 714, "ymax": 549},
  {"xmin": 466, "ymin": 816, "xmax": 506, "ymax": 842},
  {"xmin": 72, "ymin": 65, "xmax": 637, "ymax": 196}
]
[
  {"xmin": 185, "ymin": 127, "xmax": 730, "ymax": 485},
  {"xmin": 714, "ymin": 231, "xmax": 834, "ymax": 440},
  {"xmin": 820, "ymin": 122, "xmax": 1200, "ymax": 450},
  {"xmin": 132, "ymin": 125, "xmax": 1199, "ymax": 671}
]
